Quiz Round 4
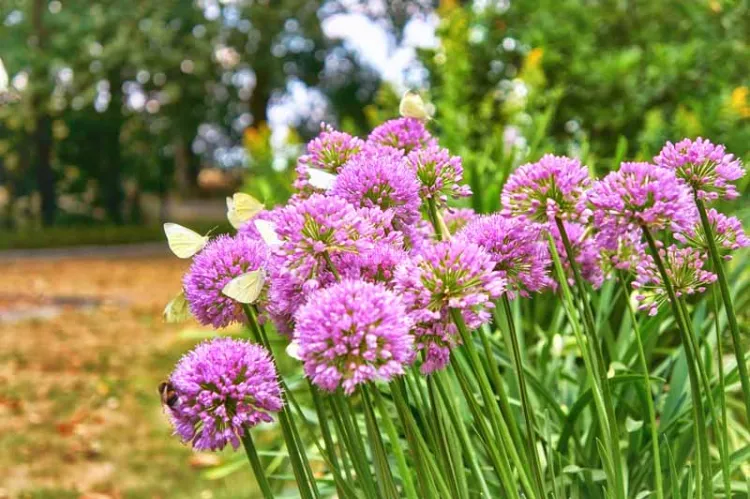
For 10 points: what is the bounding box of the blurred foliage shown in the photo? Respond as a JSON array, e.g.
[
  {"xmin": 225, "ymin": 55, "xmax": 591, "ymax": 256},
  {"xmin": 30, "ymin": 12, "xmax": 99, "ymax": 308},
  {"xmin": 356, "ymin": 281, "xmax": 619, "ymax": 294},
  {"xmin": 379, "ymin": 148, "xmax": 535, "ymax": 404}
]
[
  {"xmin": 370, "ymin": 0, "xmax": 750, "ymax": 213},
  {"xmin": 0, "ymin": 0, "xmax": 422, "ymax": 230},
  {"xmin": 1, "ymin": 0, "xmax": 748, "ymax": 237},
  {"xmin": 0, "ymin": 221, "xmax": 231, "ymax": 250}
]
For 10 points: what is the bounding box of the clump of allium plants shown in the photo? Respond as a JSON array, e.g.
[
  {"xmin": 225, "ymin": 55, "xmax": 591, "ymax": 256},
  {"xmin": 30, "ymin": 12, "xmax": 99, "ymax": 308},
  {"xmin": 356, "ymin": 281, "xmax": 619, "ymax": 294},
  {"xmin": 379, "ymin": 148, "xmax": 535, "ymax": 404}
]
[{"xmin": 159, "ymin": 94, "xmax": 749, "ymax": 498}]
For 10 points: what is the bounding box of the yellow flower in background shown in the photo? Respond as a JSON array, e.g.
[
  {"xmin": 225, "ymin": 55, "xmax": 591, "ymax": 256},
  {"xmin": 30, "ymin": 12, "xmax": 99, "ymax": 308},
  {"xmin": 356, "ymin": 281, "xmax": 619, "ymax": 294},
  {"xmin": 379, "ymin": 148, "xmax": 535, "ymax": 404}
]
[
  {"xmin": 526, "ymin": 48, "xmax": 544, "ymax": 69},
  {"xmin": 243, "ymin": 123, "xmax": 271, "ymax": 155},
  {"xmin": 520, "ymin": 48, "xmax": 546, "ymax": 89},
  {"xmin": 729, "ymin": 86, "xmax": 750, "ymax": 118}
]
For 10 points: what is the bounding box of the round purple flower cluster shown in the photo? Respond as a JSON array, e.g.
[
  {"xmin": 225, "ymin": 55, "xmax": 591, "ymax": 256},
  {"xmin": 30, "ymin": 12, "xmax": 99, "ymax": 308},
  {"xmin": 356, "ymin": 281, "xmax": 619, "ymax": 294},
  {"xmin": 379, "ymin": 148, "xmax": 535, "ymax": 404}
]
[
  {"xmin": 367, "ymin": 117, "xmax": 436, "ymax": 153},
  {"xmin": 406, "ymin": 145, "xmax": 472, "ymax": 204},
  {"xmin": 294, "ymin": 124, "xmax": 364, "ymax": 193},
  {"xmin": 167, "ymin": 337, "xmax": 282, "ymax": 451},
  {"xmin": 632, "ymin": 246, "xmax": 717, "ymax": 316},
  {"xmin": 501, "ymin": 154, "xmax": 592, "ymax": 223},
  {"xmin": 654, "ymin": 137, "xmax": 744, "ymax": 201},
  {"xmin": 394, "ymin": 239, "xmax": 506, "ymax": 373},
  {"xmin": 588, "ymin": 162, "xmax": 697, "ymax": 234},
  {"xmin": 331, "ymin": 150, "xmax": 421, "ymax": 227},
  {"xmin": 675, "ymin": 208, "xmax": 750, "ymax": 260},
  {"xmin": 294, "ymin": 280, "xmax": 414, "ymax": 394},
  {"xmin": 458, "ymin": 214, "xmax": 551, "ymax": 298},
  {"xmin": 165, "ymin": 122, "xmax": 748, "ymax": 459},
  {"xmin": 183, "ymin": 234, "xmax": 268, "ymax": 328}
]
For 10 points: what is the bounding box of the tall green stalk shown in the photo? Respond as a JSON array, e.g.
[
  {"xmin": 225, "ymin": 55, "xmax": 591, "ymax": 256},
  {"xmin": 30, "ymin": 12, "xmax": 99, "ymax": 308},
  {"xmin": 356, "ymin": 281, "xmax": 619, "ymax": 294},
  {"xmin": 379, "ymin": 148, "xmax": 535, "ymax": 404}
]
[
  {"xmin": 243, "ymin": 305, "xmax": 319, "ymax": 499},
  {"xmin": 500, "ymin": 296, "xmax": 546, "ymax": 497},
  {"xmin": 677, "ymin": 298, "xmax": 731, "ymax": 495},
  {"xmin": 451, "ymin": 309, "xmax": 537, "ymax": 498},
  {"xmin": 641, "ymin": 226, "xmax": 713, "ymax": 499},
  {"xmin": 370, "ymin": 387, "xmax": 419, "ymax": 499},
  {"xmin": 711, "ymin": 288, "xmax": 732, "ymax": 497},
  {"xmin": 617, "ymin": 273, "xmax": 663, "ymax": 499},
  {"xmin": 554, "ymin": 219, "xmax": 625, "ymax": 499},
  {"xmin": 360, "ymin": 386, "xmax": 400, "ymax": 499},
  {"xmin": 241, "ymin": 430, "xmax": 275, "ymax": 499},
  {"xmin": 695, "ymin": 197, "xmax": 750, "ymax": 421}
]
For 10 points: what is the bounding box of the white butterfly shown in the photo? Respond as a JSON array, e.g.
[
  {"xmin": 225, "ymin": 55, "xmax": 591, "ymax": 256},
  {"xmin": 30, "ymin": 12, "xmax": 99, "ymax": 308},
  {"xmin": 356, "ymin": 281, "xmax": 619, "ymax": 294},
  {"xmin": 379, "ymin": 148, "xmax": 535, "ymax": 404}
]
[
  {"xmin": 307, "ymin": 168, "xmax": 337, "ymax": 190},
  {"xmin": 254, "ymin": 219, "xmax": 282, "ymax": 247},
  {"xmin": 163, "ymin": 291, "xmax": 191, "ymax": 323},
  {"xmin": 399, "ymin": 90, "xmax": 433, "ymax": 121},
  {"xmin": 163, "ymin": 223, "xmax": 209, "ymax": 258},
  {"xmin": 286, "ymin": 340, "xmax": 303, "ymax": 360},
  {"xmin": 0, "ymin": 58, "xmax": 8, "ymax": 92},
  {"xmin": 221, "ymin": 270, "xmax": 265, "ymax": 304},
  {"xmin": 226, "ymin": 192, "xmax": 264, "ymax": 229}
]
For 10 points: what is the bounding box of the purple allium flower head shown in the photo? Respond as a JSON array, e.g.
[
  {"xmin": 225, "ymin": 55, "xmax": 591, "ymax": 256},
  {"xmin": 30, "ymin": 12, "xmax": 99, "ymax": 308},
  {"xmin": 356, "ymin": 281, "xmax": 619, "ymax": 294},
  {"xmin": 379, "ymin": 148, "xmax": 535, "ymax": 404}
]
[
  {"xmin": 405, "ymin": 145, "xmax": 472, "ymax": 203},
  {"xmin": 654, "ymin": 138, "xmax": 744, "ymax": 201},
  {"xmin": 274, "ymin": 193, "xmax": 375, "ymax": 262},
  {"xmin": 394, "ymin": 239, "xmax": 506, "ymax": 373},
  {"xmin": 458, "ymin": 214, "xmax": 552, "ymax": 298},
  {"xmin": 331, "ymin": 150, "xmax": 422, "ymax": 227},
  {"xmin": 443, "ymin": 208, "xmax": 477, "ymax": 234},
  {"xmin": 367, "ymin": 117, "xmax": 436, "ymax": 153},
  {"xmin": 632, "ymin": 245, "xmax": 717, "ymax": 316},
  {"xmin": 266, "ymin": 194, "xmax": 377, "ymax": 333},
  {"xmin": 183, "ymin": 235, "xmax": 268, "ymax": 328},
  {"xmin": 588, "ymin": 162, "xmax": 698, "ymax": 236},
  {"xmin": 339, "ymin": 242, "xmax": 408, "ymax": 286},
  {"xmin": 594, "ymin": 230, "xmax": 647, "ymax": 274},
  {"xmin": 294, "ymin": 124, "xmax": 364, "ymax": 192},
  {"xmin": 550, "ymin": 221, "xmax": 604, "ymax": 289},
  {"xmin": 167, "ymin": 337, "xmax": 282, "ymax": 451},
  {"xmin": 294, "ymin": 280, "xmax": 415, "ymax": 394},
  {"xmin": 501, "ymin": 154, "xmax": 592, "ymax": 223},
  {"xmin": 355, "ymin": 206, "xmax": 406, "ymax": 247},
  {"xmin": 675, "ymin": 208, "xmax": 750, "ymax": 260}
]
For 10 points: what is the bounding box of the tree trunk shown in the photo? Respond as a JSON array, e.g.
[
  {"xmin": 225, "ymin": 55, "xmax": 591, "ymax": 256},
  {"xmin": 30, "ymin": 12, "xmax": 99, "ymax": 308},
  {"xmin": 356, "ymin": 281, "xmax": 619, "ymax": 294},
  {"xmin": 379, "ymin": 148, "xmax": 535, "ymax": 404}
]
[
  {"xmin": 32, "ymin": 0, "xmax": 56, "ymax": 226},
  {"xmin": 101, "ymin": 69, "xmax": 124, "ymax": 224}
]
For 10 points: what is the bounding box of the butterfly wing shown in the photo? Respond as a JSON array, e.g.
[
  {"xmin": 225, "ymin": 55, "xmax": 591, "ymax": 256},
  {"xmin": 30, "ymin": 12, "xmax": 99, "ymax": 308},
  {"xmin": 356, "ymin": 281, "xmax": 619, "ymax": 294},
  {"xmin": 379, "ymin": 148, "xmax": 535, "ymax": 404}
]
[
  {"xmin": 307, "ymin": 168, "xmax": 337, "ymax": 190},
  {"xmin": 222, "ymin": 270, "xmax": 265, "ymax": 304},
  {"xmin": 163, "ymin": 291, "xmax": 191, "ymax": 323},
  {"xmin": 163, "ymin": 223, "xmax": 208, "ymax": 258}
]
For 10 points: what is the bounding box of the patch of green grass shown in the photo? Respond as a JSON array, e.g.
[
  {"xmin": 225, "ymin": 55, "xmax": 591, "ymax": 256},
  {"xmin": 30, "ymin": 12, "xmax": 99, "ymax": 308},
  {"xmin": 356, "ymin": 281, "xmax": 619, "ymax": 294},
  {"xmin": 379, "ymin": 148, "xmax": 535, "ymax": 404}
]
[{"xmin": 0, "ymin": 221, "xmax": 231, "ymax": 250}]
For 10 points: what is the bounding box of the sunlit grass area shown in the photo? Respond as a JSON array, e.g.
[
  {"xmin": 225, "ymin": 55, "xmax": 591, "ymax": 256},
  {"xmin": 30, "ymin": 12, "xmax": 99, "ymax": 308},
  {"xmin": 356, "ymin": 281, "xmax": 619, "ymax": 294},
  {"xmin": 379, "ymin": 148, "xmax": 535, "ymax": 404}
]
[{"xmin": 0, "ymin": 257, "xmax": 258, "ymax": 498}]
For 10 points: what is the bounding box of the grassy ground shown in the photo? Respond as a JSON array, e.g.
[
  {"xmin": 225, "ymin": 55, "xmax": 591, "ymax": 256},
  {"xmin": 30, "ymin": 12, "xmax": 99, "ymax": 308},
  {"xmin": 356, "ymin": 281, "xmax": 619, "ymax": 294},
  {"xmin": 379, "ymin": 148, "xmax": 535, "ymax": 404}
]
[{"xmin": 0, "ymin": 256, "xmax": 256, "ymax": 498}]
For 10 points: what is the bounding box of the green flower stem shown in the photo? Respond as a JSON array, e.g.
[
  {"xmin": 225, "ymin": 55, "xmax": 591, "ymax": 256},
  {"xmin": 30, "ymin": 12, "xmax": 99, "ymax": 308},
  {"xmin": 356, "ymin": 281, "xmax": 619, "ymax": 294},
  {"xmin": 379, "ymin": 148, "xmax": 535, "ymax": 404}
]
[
  {"xmin": 309, "ymin": 385, "xmax": 345, "ymax": 494},
  {"xmin": 617, "ymin": 273, "xmax": 663, "ymax": 499},
  {"xmin": 392, "ymin": 378, "xmax": 438, "ymax": 499},
  {"xmin": 641, "ymin": 226, "xmax": 713, "ymax": 499},
  {"xmin": 391, "ymin": 379, "xmax": 453, "ymax": 498},
  {"xmin": 360, "ymin": 386, "xmax": 400, "ymax": 499},
  {"xmin": 243, "ymin": 306, "xmax": 319, "ymax": 499},
  {"xmin": 426, "ymin": 377, "xmax": 464, "ymax": 498},
  {"xmin": 695, "ymin": 197, "xmax": 750, "ymax": 421},
  {"xmin": 426, "ymin": 197, "xmax": 451, "ymax": 241},
  {"xmin": 330, "ymin": 392, "xmax": 380, "ymax": 499},
  {"xmin": 323, "ymin": 251, "xmax": 341, "ymax": 281},
  {"xmin": 711, "ymin": 288, "xmax": 732, "ymax": 498},
  {"xmin": 546, "ymin": 235, "xmax": 617, "ymax": 493},
  {"xmin": 477, "ymin": 323, "xmax": 525, "ymax": 456},
  {"xmin": 500, "ymin": 296, "xmax": 546, "ymax": 497},
  {"xmin": 371, "ymin": 387, "xmax": 420, "ymax": 499},
  {"xmin": 241, "ymin": 429, "xmax": 275, "ymax": 499},
  {"xmin": 677, "ymin": 297, "xmax": 731, "ymax": 495},
  {"xmin": 451, "ymin": 309, "xmax": 537, "ymax": 498},
  {"xmin": 554, "ymin": 218, "xmax": 625, "ymax": 499},
  {"xmin": 450, "ymin": 355, "xmax": 518, "ymax": 497},
  {"xmin": 432, "ymin": 370, "xmax": 492, "ymax": 498}
]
